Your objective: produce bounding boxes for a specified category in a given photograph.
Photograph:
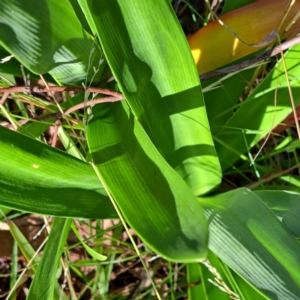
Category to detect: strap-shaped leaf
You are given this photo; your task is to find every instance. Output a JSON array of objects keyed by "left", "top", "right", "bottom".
[
  {"left": 0, "top": 0, "right": 105, "bottom": 85},
  {"left": 0, "top": 126, "right": 116, "bottom": 219},
  {"left": 27, "top": 218, "right": 72, "bottom": 300},
  {"left": 78, "top": 0, "right": 221, "bottom": 195},
  {"left": 87, "top": 102, "right": 208, "bottom": 262},
  {"left": 199, "top": 188, "right": 300, "bottom": 299}
]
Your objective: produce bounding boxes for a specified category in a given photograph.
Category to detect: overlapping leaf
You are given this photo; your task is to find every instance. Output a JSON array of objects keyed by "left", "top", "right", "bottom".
[
  {"left": 214, "top": 44, "right": 300, "bottom": 170},
  {"left": 0, "top": 0, "right": 105, "bottom": 85},
  {"left": 199, "top": 188, "right": 300, "bottom": 299},
  {"left": 0, "top": 126, "right": 116, "bottom": 219},
  {"left": 87, "top": 101, "right": 208, "bottom": 262},
  {"left": 79, "top": 0, "right": 221, "bottom": 195},
  {"left": 255, "top": 190, "right": 300, "bottom": 238}
]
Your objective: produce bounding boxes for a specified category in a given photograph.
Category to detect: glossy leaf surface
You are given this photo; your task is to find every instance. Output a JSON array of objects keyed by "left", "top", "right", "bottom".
[
  {"left": 0, "top": 0, "right": 105, "bottom": 85},
  {"left": 0, "top": 126, "right": 116, "bottom": 219},
  {"left": 199, "top": 188, "right": 300, "bottom": 299},
  {"left": 87, "top": 101, "right": 208, "bottom": 262},
  {"left": 79, "top": 0, "right": 221, "bottom": 195}
]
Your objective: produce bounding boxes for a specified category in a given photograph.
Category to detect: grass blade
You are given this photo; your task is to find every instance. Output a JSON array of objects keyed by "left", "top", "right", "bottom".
[{"left": 27, "top": 218, "right": 72, "bottom": 300}]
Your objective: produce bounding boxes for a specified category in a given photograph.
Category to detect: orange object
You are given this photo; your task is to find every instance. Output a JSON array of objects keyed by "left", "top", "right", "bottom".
[{"left": 188, "top": 0, "right": 300, "bottom": 75}]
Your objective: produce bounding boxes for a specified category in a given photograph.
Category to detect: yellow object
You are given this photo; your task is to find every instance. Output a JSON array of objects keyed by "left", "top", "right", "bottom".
[{"left": 188, "top": 0, "right": 300, "bottom": 75}]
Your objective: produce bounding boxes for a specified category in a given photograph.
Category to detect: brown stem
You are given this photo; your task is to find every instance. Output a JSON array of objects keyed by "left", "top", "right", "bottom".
[
  {"left": 36, "top": 96, "right": 125, "bottom": 121},
  {"left": 63, "top": 96, "right": 125, "bottom": 116},
  {"left": 0, "top": 92, "right": 9, "bottom": 105},
  {"left": 0, "top": 85, "right": 123, "bottom": 98}
]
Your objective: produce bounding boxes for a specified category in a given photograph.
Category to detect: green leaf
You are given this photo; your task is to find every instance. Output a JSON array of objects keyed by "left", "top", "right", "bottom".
[
  {"left": 8, "top": 219, "right": 68, "bottom": 300},
  {"left": 0, "top": 0, "right": 105, "bottom": 85},
  {"left": 199, "top": 188, "right": 300, "bottom": 299},
  {"left": 0, "top": 126, "right": 116, "bottom": 219},
  {"left": 27, "top": 218, "right": 72, "bottom": 300},
  {"left": 254, "top": 190, "right": 300, "bottom": 238},
  {"left": 87, "top": 101, "right": 208, "bottom": 262},
  {"left": 187, "top": 263, "right": 207, "bottom": 300},
  {"left": 79, "top": 0, "right": 221, "bottom": 195}
]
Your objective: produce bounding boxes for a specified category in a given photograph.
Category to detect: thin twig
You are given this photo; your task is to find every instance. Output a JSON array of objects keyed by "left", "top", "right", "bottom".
[
  {"left": 0, "top": 85, "right": 123, "bottom": 98},
  {"left": 63, "top": 96, "right": 124, "bottom": 116},
  {"left": 35, "top": 96, "right": 125, "bottom": 121},
  {"left": 0, "top": 92, "right": 9, "bottom": 105},
  {"left": 200, "top": 35, "right": 300, "bottom": 81}
]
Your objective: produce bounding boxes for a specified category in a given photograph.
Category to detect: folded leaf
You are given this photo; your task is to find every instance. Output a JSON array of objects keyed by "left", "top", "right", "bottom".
[{"left": 199, "top": 188, "right": 300, "bottom": 299}]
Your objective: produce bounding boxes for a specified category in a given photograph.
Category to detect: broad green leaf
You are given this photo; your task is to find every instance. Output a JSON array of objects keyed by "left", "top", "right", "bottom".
[
  {"left": 0, "top": 0, "right": 105, "bottom": 85},
  {"left": 79, "top": 0, "right": 221, "bottom": 195},
  {"left": 0, "top": 126, "right": 116, "bottom": 219},
  {"left": 215, "top": 44, "right": 300, "bottom": 170},
  {"left": 198, "top": 188, "right": 300, "bottom": 299},
  {"left": 254, "top": 190, "right": 300, "bottom": 238},
  {"left": 27, "top": 217, "right": 72, "bottom": 300},
  {"left": 87, "top": 101, "right": 208, "bottom": 262},
  {"left": 0, "top": 47, "right": 34, "bottom": 79}
]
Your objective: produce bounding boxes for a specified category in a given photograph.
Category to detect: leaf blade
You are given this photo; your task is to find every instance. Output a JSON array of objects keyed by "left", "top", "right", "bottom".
[
  {"left": 87, "top": 101, "right": 208, "bottom": 262},
  {"left": 79, "top": 0, "right": 221, "bottom": 195},
  {"left": 199, "top": 188, "right": 300, "bottom": 299},
  {"left": 0, "top": 126, "right": 116, "bottom": 219}
]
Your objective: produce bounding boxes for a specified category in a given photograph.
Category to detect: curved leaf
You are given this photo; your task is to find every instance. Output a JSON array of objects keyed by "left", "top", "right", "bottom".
[
  {"left": 199, "top": 188, "right": 300, "bottom": 299},
  {"left": 87, "top": 101, "right": 208, "bottom": 262},
  {"left": 0, "top": 126, "right": 116, "bottom": 219},
  {"left": 79, "top": 0, "right": 221, "bottom": 195},
  {"left": 255, "top": 190, "right": 300, "bottom": 238},
  {"left": 0, "top": 0, "right": 105, "bottom": 85}
]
